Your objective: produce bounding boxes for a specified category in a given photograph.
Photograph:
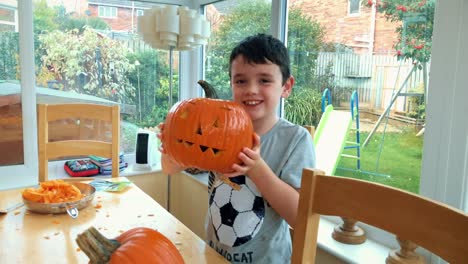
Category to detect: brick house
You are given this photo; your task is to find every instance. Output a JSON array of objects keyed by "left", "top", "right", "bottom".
[
  {"left": 87, "top": 0, "right": 153, "bottom": 33},
  {"left": 290, "top": 0, "right": 399, "bottom": 54},
  {"left": 83, "top": 1, "right": 398, "bottom": 55}
]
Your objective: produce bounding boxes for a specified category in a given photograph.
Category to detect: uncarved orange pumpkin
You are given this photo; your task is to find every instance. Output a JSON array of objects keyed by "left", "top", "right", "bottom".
[
  {"left": 76, "top": 226, "right": 184, "bottom": 264},
  {"left": 111, "top": 227, "right": 184, "bottom": 263},
  {"left": 162, "top": 85, "right": 254, "bottom": 173}
]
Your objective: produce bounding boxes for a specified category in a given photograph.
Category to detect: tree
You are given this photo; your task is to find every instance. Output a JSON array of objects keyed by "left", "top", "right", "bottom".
[
  {"left": 33, "top": 0, "right": 109, "bottom": 71},
  {"left": 206, "top": 0, "right": 325, "bottom": 99},
  {"left": 365, "top": 0, "right": 435, "bottom": 66},
  {"left": 0, "top": 32, "right": 19, "bottom": 80},
  {"left": 126, "top": 50, "right": 172, "bottom": 127},
  {"left": 205, "top": 0, "right": 326, "bottom": 126},
  {"left": 53, "top": 5, "right": 109, "bottom": 33},
  {"left": 37, "top": 28, "right": 135, "bottom": 103},
  {"left": 205, "top": 0, "right": 271, "bottom": 99},
  {"left": 33, "top": 0, "right": 59, "bottom": 34}
]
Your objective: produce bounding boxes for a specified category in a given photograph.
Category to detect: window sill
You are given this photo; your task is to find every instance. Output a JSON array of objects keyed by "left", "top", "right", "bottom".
[
  {"left": 317, "top": 218, "right": 390, "bottom": 263},
  {"left": 47, "top": 154, "right": 162, "bottom": 181}
]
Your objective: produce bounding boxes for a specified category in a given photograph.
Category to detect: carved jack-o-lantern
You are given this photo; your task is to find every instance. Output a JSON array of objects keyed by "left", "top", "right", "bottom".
[{"left": 162, "top": 97, "right": 254, "bottom": 173}]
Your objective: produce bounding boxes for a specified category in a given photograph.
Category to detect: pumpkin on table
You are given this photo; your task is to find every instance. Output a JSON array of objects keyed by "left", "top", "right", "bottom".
[
  {"left": 76, "top": 226, "right": 184, "bottom": 264},
  {"left": 162, "top": 80, "right": 254, "bottom": 174}
]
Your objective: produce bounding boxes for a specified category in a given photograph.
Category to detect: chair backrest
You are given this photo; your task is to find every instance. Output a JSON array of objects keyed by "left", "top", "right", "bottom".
[
  {"left": 291, "top": 168, "right": 468, "bottom": 263},
  {"left": 38, "top": 103, "right": 120, "bottom": 181}
]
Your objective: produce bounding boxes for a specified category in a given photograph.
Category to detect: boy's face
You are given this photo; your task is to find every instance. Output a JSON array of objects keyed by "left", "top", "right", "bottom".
[{"left": 230, "top": 55, "right": 293, "bottom": 126}]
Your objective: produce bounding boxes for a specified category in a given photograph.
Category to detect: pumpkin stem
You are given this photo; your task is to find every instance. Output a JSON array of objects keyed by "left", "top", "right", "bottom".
[
  {"left": 197, "top": 80, "right": 219, "bottom": 99},
  {"left": 76, "top": 227, "right": 121, "bottom": 264}
]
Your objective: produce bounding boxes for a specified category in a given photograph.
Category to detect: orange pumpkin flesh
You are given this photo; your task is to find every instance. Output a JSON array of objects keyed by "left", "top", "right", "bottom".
[
  {"left": 163, "top": 98, "right": 254, "bottom": 173},
  {"left": 76, "top": 227, "right": 184, "bottom": 264}
]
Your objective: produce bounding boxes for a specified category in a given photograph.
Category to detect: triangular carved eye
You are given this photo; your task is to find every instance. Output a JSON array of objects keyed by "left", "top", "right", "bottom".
[
  {"left": 196, "top": 124, "right": 202, "bottom": 135},
  {"left": 212, "top": 118, "right": 219, "bottom": 128},
  {"left": 212, "top": 148, "right": 220, "bottom": 155},
  {"left": 200, "top": 145, "right": 209, "bottom": 152}
]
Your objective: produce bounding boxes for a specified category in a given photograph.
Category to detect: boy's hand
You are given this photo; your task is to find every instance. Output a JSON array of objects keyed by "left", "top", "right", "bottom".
[
  {"left": 161, "top": 153, "right": 185, "bottom": 175},
  {"left": 222, "top": 133, "right": 261, "bottom": 178}
]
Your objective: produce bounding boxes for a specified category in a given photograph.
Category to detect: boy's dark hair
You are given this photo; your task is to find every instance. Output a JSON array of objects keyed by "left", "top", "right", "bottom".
[{"left": 229, "top": 34, "right": 291, "bottom": 85}]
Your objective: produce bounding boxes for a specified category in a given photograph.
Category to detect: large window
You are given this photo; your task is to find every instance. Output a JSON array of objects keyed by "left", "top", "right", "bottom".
[
  {"left": 0, "top": 0, "right": 179, "bottom": 189},
  {"left": 286, "top": 0, "right": 432, "bottom": 195},
  {"left": 0, "top": 0, "right": 37, "bottom": 189},
  {"left": 283, "top": 0, "right": 468, "bottom": 258},
  {"left": 2, "top": 1, "right": 468, "bottom": 261},
  {"left": 0, "top": 2, "right": 21, "bottom": 166}
]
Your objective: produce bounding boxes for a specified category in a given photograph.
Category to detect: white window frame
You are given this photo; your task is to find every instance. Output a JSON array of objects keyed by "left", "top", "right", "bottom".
[
  {"left": 98, "top": 6, "right": 117, "bottom": 18},
  {"left": 136, "top": 9, "right": 144, "bottom": 16},
  {"left": 0, "top": 0, "right": 38, "bottom": 190}
]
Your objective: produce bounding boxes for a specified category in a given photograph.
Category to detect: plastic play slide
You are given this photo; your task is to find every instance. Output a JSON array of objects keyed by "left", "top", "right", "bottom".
[{"left": 313, "top": 104, "right": 353, "bottom": 175}]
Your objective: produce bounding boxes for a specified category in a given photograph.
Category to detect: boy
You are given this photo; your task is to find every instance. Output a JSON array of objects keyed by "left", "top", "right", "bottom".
[{"left": 160, "top": 34, "right": 316, "bottom": 263}]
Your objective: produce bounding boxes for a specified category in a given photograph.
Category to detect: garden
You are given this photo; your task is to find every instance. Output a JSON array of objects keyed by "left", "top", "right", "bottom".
[{"left": 337, "top": 126, "right": 424, "bottom": 194}]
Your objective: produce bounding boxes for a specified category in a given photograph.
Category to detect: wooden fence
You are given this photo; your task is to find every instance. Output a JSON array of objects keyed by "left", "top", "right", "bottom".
[{"left": 316, "top": 52, "right": 428, "bottom": 114}]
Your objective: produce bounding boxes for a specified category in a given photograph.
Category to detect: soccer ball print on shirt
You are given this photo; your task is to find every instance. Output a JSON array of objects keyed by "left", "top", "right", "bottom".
[{"left": 209, "top": 175, "right": 265, "bottom": 247}]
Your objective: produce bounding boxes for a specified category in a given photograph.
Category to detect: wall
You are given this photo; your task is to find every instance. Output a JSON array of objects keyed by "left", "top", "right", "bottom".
[
  {"left": 289, "top": 0, "right": 398, "bottom": 54},
  {"left": 130, "top": 171, "right": 168, "bottom": 209},
  {"left": 169, "top": 172, "right": 209, "bottom": 239},
  {"left": 88, "top": 4, "right": 138, "bottom": 32}
]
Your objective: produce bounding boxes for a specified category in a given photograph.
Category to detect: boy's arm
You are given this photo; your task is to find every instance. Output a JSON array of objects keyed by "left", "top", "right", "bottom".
[
  {"left": 247, "top": 159, "right": 300, "bottom": 227},
  {"left": 223, "top": 134, "right": 301, "bottom": 227}
]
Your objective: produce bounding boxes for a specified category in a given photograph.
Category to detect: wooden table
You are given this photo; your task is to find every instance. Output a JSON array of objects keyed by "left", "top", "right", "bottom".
[{"left": 0, "top": 178, "right": 227, "bottom": 263}]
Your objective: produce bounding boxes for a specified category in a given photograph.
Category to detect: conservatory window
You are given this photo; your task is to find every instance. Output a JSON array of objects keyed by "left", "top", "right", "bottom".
[{"left": 0, "top": 0, "right": 181, "bottom": 188}]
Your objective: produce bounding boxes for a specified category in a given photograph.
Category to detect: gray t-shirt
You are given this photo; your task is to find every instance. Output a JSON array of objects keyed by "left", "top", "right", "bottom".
[{"left": 206, "top": 118, "right": 316, "bottom": 263}]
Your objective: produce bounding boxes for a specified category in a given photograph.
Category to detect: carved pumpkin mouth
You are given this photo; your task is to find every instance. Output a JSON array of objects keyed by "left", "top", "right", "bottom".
[{"left": 176, "top": 138, "right": 223, "bottom": 156}]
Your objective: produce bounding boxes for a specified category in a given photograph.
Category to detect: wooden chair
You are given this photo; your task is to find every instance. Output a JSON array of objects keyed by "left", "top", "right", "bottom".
[
  {"left": 38, "top": 103, "right": 120, "bottom": 182},
  {"left": 291, "top": 168, "right": 468, "bottom": 263}
]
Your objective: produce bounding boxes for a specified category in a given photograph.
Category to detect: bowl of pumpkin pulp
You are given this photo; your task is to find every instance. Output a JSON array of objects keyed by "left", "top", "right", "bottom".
[{"left": 22, "top": 180, "right": 95, "bottom": 218}]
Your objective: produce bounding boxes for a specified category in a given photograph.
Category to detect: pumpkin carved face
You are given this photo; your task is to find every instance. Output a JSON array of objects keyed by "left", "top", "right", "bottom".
[{"left": 162, "top": 98, "right": 254, "bottom": 173}]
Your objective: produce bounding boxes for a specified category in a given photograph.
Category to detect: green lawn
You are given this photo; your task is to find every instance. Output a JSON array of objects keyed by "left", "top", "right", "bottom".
[{"left": 335, "top": 129, "right": 424, "bottom": 194}]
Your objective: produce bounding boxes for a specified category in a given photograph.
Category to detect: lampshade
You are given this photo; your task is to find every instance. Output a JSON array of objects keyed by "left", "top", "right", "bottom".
[{"left": 138, "top": 5, "right": 211, "bottom": 51}]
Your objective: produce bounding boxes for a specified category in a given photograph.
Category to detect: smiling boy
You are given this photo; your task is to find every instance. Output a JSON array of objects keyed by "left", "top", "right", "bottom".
[{"left": 205, "top": 34, "right": 316, "bottom": 263}]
